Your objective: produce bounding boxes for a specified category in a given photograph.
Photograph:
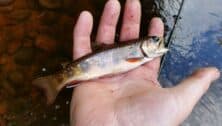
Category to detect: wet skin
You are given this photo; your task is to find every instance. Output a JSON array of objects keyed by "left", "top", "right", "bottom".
[{"left": 70, "top": 0, "right": 220, "bottom": 126}]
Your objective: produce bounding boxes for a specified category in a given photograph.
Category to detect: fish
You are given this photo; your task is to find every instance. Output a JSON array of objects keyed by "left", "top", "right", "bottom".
[{"left": 32, "top": 36, "right": 168, "bottom": 104}]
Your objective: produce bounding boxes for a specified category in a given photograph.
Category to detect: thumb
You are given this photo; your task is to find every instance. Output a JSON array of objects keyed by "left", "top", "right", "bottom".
[{"left": 169, "top": 67, "right": 220, "bottom": 122}]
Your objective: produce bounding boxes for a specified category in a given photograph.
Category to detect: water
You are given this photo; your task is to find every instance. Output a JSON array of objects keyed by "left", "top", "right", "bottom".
[{"left": 159, "top": 0, "right": 222, "bottom": 125}]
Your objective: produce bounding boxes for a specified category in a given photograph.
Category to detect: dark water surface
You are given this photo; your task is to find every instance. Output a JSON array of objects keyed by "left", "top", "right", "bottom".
[
  {"left": 0, "top": 0, "right": 155, "bottom": 125},
  {"left": 159, "top": 0, "right": 222, "bottom": 125}
]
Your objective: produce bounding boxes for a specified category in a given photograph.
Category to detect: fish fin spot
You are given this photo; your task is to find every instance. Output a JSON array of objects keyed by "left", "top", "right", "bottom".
[{"left": 126, "top": 58, "right": 143, "bottom": 63}]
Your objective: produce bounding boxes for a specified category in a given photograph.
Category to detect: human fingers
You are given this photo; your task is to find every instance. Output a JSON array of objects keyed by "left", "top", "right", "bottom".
[
  {"left": 119, "top": 0, "right": 141, "bottom": 41},
  {"left": 169, "top": 67, "right": 220, "bottom": 123},
  {"left": 96, "top": 0, "right": 120, "bottom": 44},
  {"left": 73, "top": 11, "right": 93, "bottom": 60},
  {"left": 144, "top": 17, "right": 164, "bottom": 76}
]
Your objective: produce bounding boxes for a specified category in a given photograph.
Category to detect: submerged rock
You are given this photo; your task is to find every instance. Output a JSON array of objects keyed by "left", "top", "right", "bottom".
[
  {"left": 0, "top": 118, "right": 6, "bottom": 126},
  {"left": 8, "top": 71, "right": 24, "bottom": 84},
  {"left": 1, "top": 79, "right": 16, "bottom": 96},
  {"left": 35, "top": 35, "right": 57, "bottom": 53},
  {"left": 7, "top": 40, "right": 22, "bottom": 54},
  {"left": 14, "top": 47, "right": 35, "bottom": 65},
  {"left": 0, "top": 102, "right": 7, "bottom": 115},
  {"left": 39, "top": 11, "right": 60, "bottom": 25},
  {"left": 0, "top": 4, "right": 13, "bottom": 12},
  {"left": 0, "top": 36, "right": 7, "bottom": 54},
  {"left": 0, "top": 0, "right": 14, "bottom": 6},
  {"left": 39, "top": 0, "right": 62, "bottom": 9},
  {"left": 8, "top": 9, "right": 31, "bottom": 21},
  {"left": 0, "top": 54, "right": 9, "bottom": 65}
]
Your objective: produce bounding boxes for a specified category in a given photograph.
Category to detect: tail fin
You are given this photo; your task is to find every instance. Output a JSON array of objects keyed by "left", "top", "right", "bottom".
[{"left": 32, "top": 75, "right": 63, "bottom": 105}]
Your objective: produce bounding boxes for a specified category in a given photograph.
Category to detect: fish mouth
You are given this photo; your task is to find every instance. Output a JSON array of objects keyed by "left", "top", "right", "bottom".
[{"left": 141, "top": 36, "right": 168, "bottom": 57}]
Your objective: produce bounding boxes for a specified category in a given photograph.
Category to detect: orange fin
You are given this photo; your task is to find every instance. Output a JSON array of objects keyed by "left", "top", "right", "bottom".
[{"left": 126, "top": 57, "right": 144, "bottom": 63}]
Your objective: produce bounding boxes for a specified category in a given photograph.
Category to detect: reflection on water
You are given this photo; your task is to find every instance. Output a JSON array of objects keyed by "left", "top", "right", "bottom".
[
  {"left": 159, "top": 0, "right": 222, "bottom": 125},
  {"left": 0, "top": 0, "right": 155, "bottom": 125}
]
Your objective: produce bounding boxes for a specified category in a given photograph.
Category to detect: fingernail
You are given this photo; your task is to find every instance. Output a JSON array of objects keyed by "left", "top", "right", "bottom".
[
  {"left": 79, "top": 11, "right": 91, "bottom": 19},
  {"left": 125, "top": 0, "right": 141, "bottom": 10},
  {"left": 76, "top": 11, "right": 93, "bottom": 31},
  {"left": 105, "top": 0, "right": 121, "bottom": 15}
]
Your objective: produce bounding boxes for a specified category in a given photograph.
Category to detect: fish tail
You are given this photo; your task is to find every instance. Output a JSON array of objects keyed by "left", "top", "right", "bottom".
[{"left": 32, "top": 75, "right": 63, "bottom": 105}]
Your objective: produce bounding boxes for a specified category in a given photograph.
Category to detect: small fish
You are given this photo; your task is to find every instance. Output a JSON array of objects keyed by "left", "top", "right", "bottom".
[{"left": 32, "top": 36, "right": 168, "bottom": 104}]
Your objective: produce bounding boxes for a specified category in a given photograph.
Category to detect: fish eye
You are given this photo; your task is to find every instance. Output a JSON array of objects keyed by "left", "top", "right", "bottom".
[{"left": 151, "top": 36, "right": 160, "bottom": 42}]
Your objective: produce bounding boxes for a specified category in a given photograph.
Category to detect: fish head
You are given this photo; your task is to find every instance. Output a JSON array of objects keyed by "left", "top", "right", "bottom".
[{"left": 141, "top": 36, "right": 168, "bottom": 58}]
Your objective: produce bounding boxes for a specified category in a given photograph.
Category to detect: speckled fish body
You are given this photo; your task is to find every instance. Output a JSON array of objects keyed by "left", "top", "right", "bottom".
[
  {"left": 32, "top": 36, "right": 168, "bottom": 104},
  {"left": 65, "top": 41, "right": 153, "bottom": 84}
]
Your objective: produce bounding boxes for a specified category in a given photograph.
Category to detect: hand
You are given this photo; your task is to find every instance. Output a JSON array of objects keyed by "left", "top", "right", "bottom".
[{"left": 70, "top": 0, "right": 220, "bottom": 125}]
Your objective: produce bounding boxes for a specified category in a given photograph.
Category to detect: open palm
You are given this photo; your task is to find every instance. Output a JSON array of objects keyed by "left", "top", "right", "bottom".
[{"left": 70, "top": 0, "right": 219, "bottom": 126}]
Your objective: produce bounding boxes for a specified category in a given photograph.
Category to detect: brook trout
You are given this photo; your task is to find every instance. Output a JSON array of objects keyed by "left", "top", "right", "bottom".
[{"left": 32, "top": 36, "right": 168, "bottom": 104}]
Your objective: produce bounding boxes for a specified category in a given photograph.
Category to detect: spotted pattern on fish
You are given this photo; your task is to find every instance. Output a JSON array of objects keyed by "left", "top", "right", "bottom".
[
  {"left": 32, "top": 36, "right": 168, "bottom": 104},
  {"left": 79, "top": 61, "right": 90, "bottom": 72}
]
